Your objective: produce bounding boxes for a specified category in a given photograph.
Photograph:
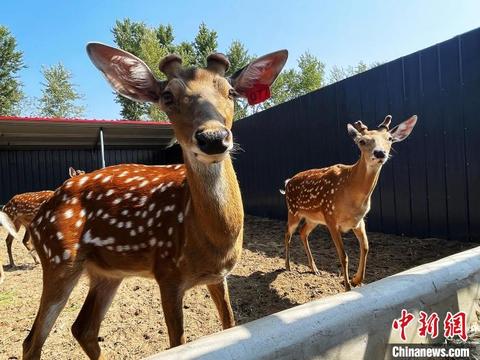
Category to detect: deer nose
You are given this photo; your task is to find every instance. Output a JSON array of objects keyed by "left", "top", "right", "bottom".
[
  {"left": 373, "top": 150, "right": 387, "bottom": 159},
  {"left": 194, "top": 129, "right": 230, "bottom": 155}
]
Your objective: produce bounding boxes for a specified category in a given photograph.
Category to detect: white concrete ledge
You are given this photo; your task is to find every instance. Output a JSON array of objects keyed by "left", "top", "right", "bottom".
[{"left": 146, "top": 246, "right": 480, "bottom": 360}]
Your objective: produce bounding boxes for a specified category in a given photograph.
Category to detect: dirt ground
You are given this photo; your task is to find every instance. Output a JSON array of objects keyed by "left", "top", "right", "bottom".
[{"left": 0, "top": 215, "right": 478, "bottom": 359}]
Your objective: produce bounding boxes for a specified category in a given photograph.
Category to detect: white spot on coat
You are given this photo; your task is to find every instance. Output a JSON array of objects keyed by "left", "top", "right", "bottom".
[{"left": 63, "top": 249, "right": 71, "bottom": 260}]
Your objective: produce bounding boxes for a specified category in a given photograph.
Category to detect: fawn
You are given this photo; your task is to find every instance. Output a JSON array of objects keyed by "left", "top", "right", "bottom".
[
  {"left": 22, "top": 43, "right": 287, "bottom": 359},
  {"left": 0, "top": 167, "right": 85, "bottom": 269},
  {"left": 281, "top": 115, "right": 417, "bottom": 291}
]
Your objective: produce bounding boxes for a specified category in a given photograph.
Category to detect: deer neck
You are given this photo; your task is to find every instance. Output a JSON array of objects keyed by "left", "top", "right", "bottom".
[
  {"left": 349, "top": 153, "right": 382, "bottom": 205},
  {"left": 183, "top": 151, "right": 244, "bottom": 247}
]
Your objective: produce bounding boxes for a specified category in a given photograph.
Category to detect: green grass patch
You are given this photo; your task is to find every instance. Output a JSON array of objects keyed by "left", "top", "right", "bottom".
[{"left": 0, "top": 290, "right": 17, "bottom": 306}]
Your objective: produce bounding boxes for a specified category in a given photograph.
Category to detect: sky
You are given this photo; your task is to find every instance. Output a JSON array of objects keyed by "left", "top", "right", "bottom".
[{"left": 1, "top": 0, "right": 479, "bottom": 119}]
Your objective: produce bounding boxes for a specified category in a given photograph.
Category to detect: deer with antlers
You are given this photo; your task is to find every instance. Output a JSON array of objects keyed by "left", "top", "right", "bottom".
[
  {"left": 0, "top": 168, "right": 85, "bottom": 271},
  {"left": 22, "top": 44, "right": 287, "bottom": 359},
  {"left": 281, "top": 115, "right": 417, "bottom": 291}
]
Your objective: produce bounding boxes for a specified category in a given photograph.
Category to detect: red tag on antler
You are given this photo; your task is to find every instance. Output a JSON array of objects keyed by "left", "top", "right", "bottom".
[{"left": 246, "top": 84, "right": 271, "bottom": 105}]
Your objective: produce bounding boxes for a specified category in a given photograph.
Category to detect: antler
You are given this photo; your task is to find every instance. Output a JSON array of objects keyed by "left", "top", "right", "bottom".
[
  {"left": 378, "top": 115, "right": 392, "bottom": 130},
  {"left": 353, "top": 120, "right": 368, "bottom": 134},
  {"left": 159, "top": 54, "right": 183, "bottom": 79},
  {"left": 206, "top": 53, "right": 230, "bottom": 76}
]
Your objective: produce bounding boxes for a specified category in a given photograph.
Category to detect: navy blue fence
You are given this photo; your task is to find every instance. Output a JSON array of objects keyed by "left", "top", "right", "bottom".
[
  {"left": 0, "top": 146, "right": 181, "bottom": 205},
  {"left": 233, "top": 27, "right": 480, "bottom": 241}
]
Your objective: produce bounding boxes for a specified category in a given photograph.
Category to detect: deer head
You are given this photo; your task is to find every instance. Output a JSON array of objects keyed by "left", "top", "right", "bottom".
[
  {"left": 87, "top": 43, "right": 288, "bottom": 164},
  {"left": 347, "top": 115, "right": 417, "bottom": 166}
]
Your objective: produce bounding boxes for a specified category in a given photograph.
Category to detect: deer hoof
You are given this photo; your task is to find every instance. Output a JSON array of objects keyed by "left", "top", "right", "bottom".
[{"left": 351, "top": 276, "right": 363, "bottom": 287}]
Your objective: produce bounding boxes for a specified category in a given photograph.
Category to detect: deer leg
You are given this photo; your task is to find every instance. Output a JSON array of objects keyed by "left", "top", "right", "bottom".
[
  {"left": 326, "top": 223, "right": 351, "bottom": 291},
  {"left": 207, "top": 278, "right": 235, "bottom": 329},
  {"left": 351, "top": 219, "right": 369, "bottom": 286},
  {"left": 71, "top": 276, "right": 122, "bottom": 360},
  {"left": 23, "top": 267, "right": 82, "bottom": 359},
  {"left": 0, "top": 256, "right": 4, "bottom": 284},
  {"left": 23, "top": 228, "right": 40, "bottom": 265},
  {"left": 159, "top": 282, "right": 186, "bottom": 348},
  {"left": 6, "top": 233, "right": 15, "bottom": 267},
  {"left": 299, "top": 220, "right": 319, "bottom": 275},
  {"left": 284, "top": 212, "right": 301, "bottom": 271}
]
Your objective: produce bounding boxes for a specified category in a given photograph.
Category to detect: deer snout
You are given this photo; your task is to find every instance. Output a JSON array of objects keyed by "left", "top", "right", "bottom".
[
  {"left": 373, "top": 150, "right": 387, "bottom": 159},
  {"left": 194, "top": 128, "right": 231, "bottom": 155}
]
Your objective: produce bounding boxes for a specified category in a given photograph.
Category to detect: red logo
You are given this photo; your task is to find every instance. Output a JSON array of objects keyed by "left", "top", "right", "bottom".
[
  {"left": 444, "top": 311, "right": 467, "bottom": 341},
  {"left": 392, "top": 310, "right": 467, "bottom": 342},
  {"left": 418, "top": 311, "right": 439, "bottom": 339},
  {"left": 392, "top": 309, "right": 415, "bottom": 341}
]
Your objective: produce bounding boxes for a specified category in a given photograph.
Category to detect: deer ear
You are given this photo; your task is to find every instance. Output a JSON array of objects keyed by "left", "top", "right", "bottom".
[
  {"left": 68, "top": 167, "right": 75, "bottom": 178},
  {"left": 390, "top": 115, "right": 418, "bottom": 143},
  {"left": 347, "top": 123, "right": 361, "bottom": 139},
  {"left": 229, "top": 49, "right": 288, "bottom": 105},
  {"left": 86, "top": 42, "right": 165, "bottom": 103}
]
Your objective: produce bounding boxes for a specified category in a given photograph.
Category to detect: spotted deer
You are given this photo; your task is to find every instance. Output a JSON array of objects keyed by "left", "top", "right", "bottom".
[
  {"left": 0, "top": 167, "right": 85, "bottom": 268},
  {"left": 281, "top": 115, "right": 417, "bottom": 291},
  {"left": 22, "top": 43, "right": 287, "bottom": 359}
]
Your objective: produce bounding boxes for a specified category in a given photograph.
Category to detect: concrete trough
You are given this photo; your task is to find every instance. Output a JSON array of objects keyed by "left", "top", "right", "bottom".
[{"left": 147, "top": 246, "right": 480, "bottom": 360}]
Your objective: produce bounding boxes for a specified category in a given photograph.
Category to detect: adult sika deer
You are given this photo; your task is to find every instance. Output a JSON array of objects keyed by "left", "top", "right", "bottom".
[
  {"left": 23, "top": 44, "right": 287, "bottom": 359},
  {"left": 281, "top": 115, "right": 417, "bottom": 291}
]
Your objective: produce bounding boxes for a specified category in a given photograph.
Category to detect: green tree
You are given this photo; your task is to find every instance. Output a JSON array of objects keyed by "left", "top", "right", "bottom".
[
  {"left": 266, "top": 51, "right": 325, "bottom": 108},
  {"left": 110, "top": 20, "right": 378, "bottom": 121},
  {"left": 0, "top": 25, "right": 25, "bottom": 116},
  {"left": 16, "top": 96, "right": 38, "bottom": 117},
  {"left": 226, "top": 40, "right": 253, "bottom": 120},
  {"left": 38, "top": 63, "right": 85, "bottom": 118},
  {"left": 156, "top": 24, "right": 175, "bottom": 52},
  {"left": 327, "top": 61, "right": 382, "bottom": 84},
  {"left": 112, "top": 19, "right": 149, "bottom": 120},
  {"left": 176, "top": 41, "right": 196, "bottom": 67},
  {"left": 193, "top": 22, "right": 218, "bottom": 66},
  {"left": 111, "top": 20, "right": 220, "bottom": 120},
  {"left": 296, "top": 52, "right": 325, "bottom": 94},
  {"left": 139, "top": 28, "right": 169, "bottom": 121}
]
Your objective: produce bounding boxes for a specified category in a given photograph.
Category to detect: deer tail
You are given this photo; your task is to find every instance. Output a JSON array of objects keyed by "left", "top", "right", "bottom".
[
  {"left": 0, "top": 211, "right": 17, "bottom": 238},
  {"left": 279, "top": 178, "right": 291, "bottom": 195}
]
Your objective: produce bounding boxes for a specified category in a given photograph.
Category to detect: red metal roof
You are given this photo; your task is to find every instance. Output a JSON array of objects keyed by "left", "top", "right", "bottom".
[
  {"left": 0, "top": 116, "right": 174, "bottom": 149},
  {"left": 0, "top": 116, "right": 171, "bottom": 126}
]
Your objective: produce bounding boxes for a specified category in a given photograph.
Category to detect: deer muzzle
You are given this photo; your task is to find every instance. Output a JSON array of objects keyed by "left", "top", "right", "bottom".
[{"left": 193, "top": 127, "right": 232, "bottom": 156}]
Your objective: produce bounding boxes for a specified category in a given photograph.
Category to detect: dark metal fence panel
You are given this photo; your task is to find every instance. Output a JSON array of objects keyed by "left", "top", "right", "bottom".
[
  {"left": 233, "top": 27, "right": 480, "bottom": 241},
  {"left": 0, "top": 147, "right": 181, "bottom": 205}
]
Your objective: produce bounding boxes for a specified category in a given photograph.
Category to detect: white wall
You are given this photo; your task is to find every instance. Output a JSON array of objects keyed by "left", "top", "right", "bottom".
[{"left": 147, "top": 247, "right": 480, "bottom": 360}]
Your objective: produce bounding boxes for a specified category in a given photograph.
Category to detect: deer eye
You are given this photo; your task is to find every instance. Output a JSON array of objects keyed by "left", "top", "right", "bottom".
[
  {"left": 388, "top": 136, "right": 393, "bottom": 142},
  {"left": 161, "top": 91, "right": 174, "bottom": 105},
  {"left": 359, "top": 139, "right": 366, "bottom": 146},
  {"left": 228, "top": 88, "right": 239, "bottom": 99}
]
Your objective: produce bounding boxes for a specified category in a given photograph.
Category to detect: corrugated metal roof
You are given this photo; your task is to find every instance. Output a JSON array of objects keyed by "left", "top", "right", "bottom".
[{"left": 0, "top": 116, "right": 175, "bottom": 149}]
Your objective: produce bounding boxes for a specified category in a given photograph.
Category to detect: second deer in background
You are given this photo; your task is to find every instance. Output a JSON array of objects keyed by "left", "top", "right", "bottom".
[
  {"left": 0, "top": 167, "right": 85, "bottom": 269},
  {"left": 281, "top": 115, "right": 417, "bottom": 291}
]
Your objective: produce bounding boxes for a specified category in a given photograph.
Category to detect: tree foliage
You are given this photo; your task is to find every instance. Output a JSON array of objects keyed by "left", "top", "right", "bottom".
[
  {"left": 226, "top": 40, "right": 253, "bottom": 120},
  {"left": 111, "top": 19, "right": 149, "bottom": 120},
  {"left": 327, "top": 61, "right": 382, "bottom": 84},
  {"left": 0, "top": 25, "right": 25, "bottom": 116},
  {"left": 193, "top": 22, "right": 218, "bottom": 67},
  {"left": 37, "top": 63, "right": 85, "bottom": 118},
  {"left": 267, "top": 51, "right": 325, "bottom": 108},
  {"left": 110, "top": 19, "right": 380, "bottom": 121}
]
